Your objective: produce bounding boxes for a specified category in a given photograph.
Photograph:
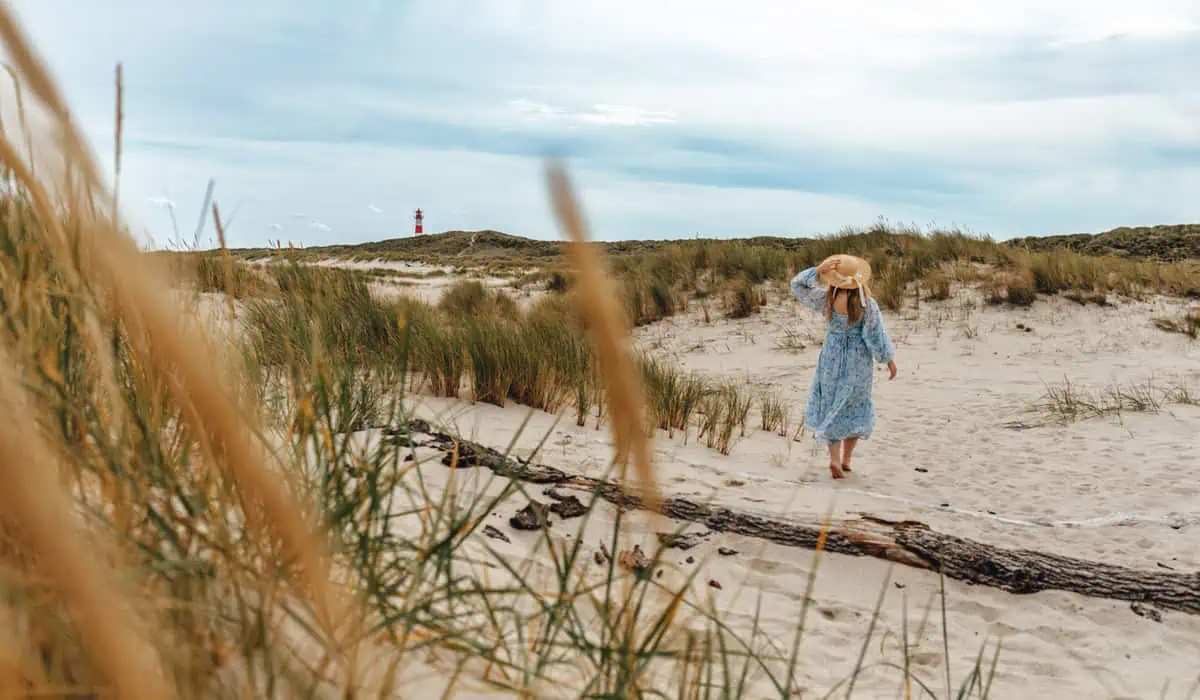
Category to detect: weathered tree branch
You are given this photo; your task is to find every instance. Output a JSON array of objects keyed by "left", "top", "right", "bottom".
[{"left": 395, "top": 420, "right": 1200, "bottom": 616}]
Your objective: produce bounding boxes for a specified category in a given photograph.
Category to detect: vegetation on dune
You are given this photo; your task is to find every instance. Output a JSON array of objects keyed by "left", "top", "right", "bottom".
[
  {"left": 581, "top": 226, "right": 1198, "bottom": 324},
  {"left": 1153, "top": 306, "right": 1200, "bottom": 339},
  {"left": 242, "top": 265, "right": 780, "bottom": 455},
  {"left": 1008, "top": 223, "right": 1200, "bottom": 262},
  {"left": 1025, "top": 377, "right": 1198, "bottom": 426},
  {"left": 233, "top": 229, "right": 562, "bottom": 262},
  {"left": 154, "top": 249, "right": 270, "bottom": 298},
  {"left": 222, "top": 220, "right": 1200, "bottom": 331},
  {"left": 228, "top": 219, "right": 1200, "bottom": 268}
]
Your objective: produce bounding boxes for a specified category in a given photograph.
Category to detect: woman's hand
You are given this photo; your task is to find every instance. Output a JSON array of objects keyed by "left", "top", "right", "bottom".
[{"left": 887, "top": 360, "right": 898, "bottom": 380}]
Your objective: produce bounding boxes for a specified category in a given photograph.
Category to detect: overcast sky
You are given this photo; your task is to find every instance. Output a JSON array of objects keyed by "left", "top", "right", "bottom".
[{"left": 8, "top": 0, "right": 1200, "bottom": 248}]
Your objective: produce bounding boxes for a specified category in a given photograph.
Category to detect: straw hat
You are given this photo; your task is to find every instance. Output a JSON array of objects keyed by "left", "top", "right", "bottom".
[{"left": 818, "top": 254, "right": 872, "bottom": 293}]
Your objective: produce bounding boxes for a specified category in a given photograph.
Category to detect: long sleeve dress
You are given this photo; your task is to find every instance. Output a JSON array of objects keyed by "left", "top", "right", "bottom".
[{"left": 790, "top": 267, "right": 896, "bottom": 445}]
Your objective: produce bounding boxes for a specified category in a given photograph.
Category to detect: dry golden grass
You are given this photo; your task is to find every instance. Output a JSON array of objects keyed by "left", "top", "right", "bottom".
[
  {"left": 432, "top": 227, "right": 1199, "bottom": 325},
  {"left": 0, "top": 7, "right": 364, "bottom": 694},
  {"left": 546, "top": 162, "right": 657, "bottom": 505}
]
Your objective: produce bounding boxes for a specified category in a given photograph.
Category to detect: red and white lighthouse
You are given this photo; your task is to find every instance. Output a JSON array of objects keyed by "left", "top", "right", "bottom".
[{"left": 414, "top": 208, "right": 424, "bottom": 236}]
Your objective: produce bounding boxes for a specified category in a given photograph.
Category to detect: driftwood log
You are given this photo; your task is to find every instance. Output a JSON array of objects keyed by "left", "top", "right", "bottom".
[{"left": 393, "top": 420, "right": 1200, "bottom": 616}]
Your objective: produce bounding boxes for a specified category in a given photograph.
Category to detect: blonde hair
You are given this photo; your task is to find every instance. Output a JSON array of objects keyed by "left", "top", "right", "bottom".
[{"left": 826, "top": 286, "right": 864, "bottom": 324}]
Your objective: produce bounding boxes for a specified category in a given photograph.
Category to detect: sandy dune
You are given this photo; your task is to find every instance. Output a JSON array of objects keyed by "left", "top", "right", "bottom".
[
  {"left": 311, "top": 257, "right": 541, "bottom": 305},
  {"left": 393, "top": 287, "right": 1200, "bottom": 699},
  {"left": 183, "top": 270, "right": 1200, "bottom": 698}
]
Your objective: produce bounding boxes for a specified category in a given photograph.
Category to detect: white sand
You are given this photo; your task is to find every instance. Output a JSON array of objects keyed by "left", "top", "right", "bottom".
[
  {"left": 308, "top": 257, "right": 545, "bottom": 306},
  {"left": 392, "top": 288, "right": 1200, "bottom": 699}
]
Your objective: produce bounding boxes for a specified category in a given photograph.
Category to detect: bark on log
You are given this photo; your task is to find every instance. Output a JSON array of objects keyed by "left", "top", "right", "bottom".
[{"left": 396, "top": 420, "right": 1200, "bottom": 616}]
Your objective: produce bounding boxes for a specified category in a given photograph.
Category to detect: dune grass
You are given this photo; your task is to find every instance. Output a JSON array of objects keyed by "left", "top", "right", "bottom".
[
  {"left": 638, "top": 356, "right": 767, "bottom": 454},
  {"left": 239, "top": 258, "right": 800, "bottom": 459},
  {"left": 145, "top": 251, "right": 272, "bottom": 298},
  {"left": 1153, "top": 307, "right": 1200, "bottom": 339},
  {"left": 235, "top": 218, "right": 1200, "bottom": 330},
  {"left": 1030, "top": 377, "right": 1199, "bottom": 425},
  {"left": 496, "top": 225, "right": 1200, "bottom": 326}
]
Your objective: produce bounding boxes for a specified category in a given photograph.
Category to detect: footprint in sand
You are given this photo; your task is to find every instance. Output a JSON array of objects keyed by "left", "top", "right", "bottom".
[
  {"left": 747, "top": 557, "right": 807, "bottom": 577},
  {"left": 908, "top": 651, "right": 943, "bottom": 667},
  {"left": 949, "top": 599, "right": 1002, "bottom": 623}
]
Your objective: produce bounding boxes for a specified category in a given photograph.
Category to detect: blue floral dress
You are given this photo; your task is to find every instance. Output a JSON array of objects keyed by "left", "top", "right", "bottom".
[{"left": 790, "top": 267, "right": 896, "bottom": 445}]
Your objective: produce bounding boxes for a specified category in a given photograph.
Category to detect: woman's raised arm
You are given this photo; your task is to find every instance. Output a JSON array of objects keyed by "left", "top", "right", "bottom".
[{"left": 790, "top": 266, "right": 828, "bottom": 313}]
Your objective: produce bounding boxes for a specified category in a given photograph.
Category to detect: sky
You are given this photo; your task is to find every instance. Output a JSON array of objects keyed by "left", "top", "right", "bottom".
[{"left": 7, "top": 0, "right": 1200, "bottom": 249}]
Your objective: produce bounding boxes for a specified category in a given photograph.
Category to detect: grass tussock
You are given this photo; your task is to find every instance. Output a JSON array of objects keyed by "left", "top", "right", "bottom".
[
  {"left": 759, "top": 390, "right": 790, "bottom": 435},
  {"left": 179, "top": 252, "right": 268, "bottom": 298},
  {"left": 922, "top": 271, "right": 953, "bottom": 302},
  {"left": 773, "top": 328, "right": 819, "bottom": 353},
  {"left": 438, "top": 278, "right": 520, "bottom": 319},
  {"left": 725, "top": 277, "right": 765, "bottom": 319},
  {"left": 1153, "top": 307, "right": 1200, "bottom": 339},
  {"left": 1031, "top": 377, "right": 1198, "bottom": 424},
  {"left": 985, "top": 270, "right": 1037, "bottom": 307},
  {"left": 638, "top": 357, "right": 773, "bottom": 453}
]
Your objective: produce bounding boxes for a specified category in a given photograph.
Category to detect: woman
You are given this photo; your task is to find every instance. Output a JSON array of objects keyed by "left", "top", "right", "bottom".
[{"left": 790, "top": 255, "right": 898, "bottom": 479}]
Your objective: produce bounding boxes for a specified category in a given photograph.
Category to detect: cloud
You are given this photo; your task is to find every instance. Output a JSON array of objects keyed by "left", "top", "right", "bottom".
[
  {"left": 896, "top": 29, "right": 1200, "bottom": 102},
  {"left": 10, "top": 0, "right": 1200, "bottom": 248},
  {"left": 508, "top": 99, "right": 676, "bottom": 127}
]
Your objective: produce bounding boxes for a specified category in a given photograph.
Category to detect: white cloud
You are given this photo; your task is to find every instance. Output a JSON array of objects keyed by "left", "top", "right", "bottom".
[
  {"left": 8, "top": 0, "right": 1200, "bottom": 246},
  {"left": 581, "top": 105, "right": 675, "bottom": 126},
  {"left": 507, "top": 99, "right": 564, "bottom": 122},
  {"left": 508, "top": 99, "right": 675, "bottom": 127}
]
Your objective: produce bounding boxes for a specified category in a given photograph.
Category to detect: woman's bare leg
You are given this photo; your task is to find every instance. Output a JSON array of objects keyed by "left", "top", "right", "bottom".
[
  {"left": 827, "top": 440, "right": 845, "bottom": 479},
  {"left": 841, "top": 437, "right": 859, "bottom": 471}
]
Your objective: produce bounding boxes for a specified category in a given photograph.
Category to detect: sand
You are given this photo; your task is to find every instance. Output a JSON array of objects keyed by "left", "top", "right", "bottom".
[
  {"left": 186, "top": 271, "right": 1200, "bottom": 698},
  {"left": 393, "top": 285, "right": 1200, "bottom": 699},
  {"left": 311, "top": 256, "right": 545, "bottom": 305}
]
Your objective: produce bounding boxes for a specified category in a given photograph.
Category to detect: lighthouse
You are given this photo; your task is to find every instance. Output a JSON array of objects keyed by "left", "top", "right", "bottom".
[{"left": 414, "top": 208, "right": 424, "bottom": 236}]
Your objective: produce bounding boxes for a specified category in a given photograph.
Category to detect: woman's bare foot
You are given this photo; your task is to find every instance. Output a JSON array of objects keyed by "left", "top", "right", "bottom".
[
  {"left": 841, "top": 438, "right": 859, "bottom": 472},
  {"left": 829, "top": 462, "right": 846, "bottom": 479}
]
